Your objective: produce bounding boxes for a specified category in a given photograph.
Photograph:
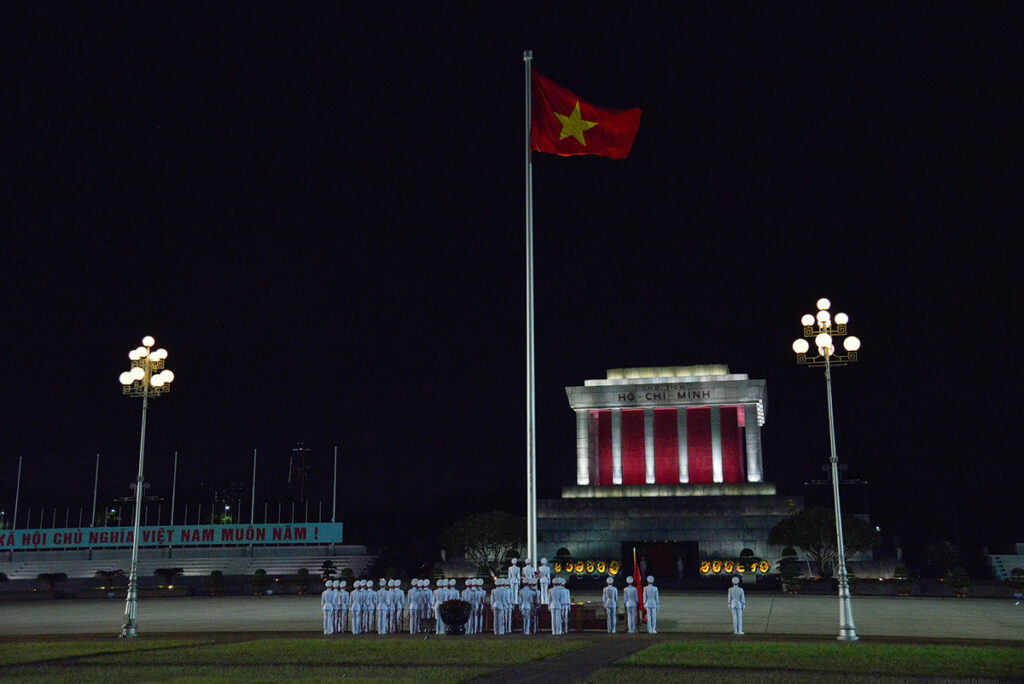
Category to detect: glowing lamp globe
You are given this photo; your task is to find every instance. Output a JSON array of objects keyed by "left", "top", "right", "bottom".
[
  {"left": 130, "top": 366, "right": 145, "bottom": 381},
  {"left": 150, "top": 375, "right": 165, "bottom": 388},
  {"left": 129, "top": 350, "right": 139, "bottom": 361},
  {"left": 816, "top": 298, "right": 831, "bottom": 311},
  {"left": 160, "top": 370, "right": 175, "bottom": 383},
  {"left": 816, "top": 310, "right": 831, "bottom": 324},
  {"left": 843, "top": 336, "right": 861, "bottom": 351},
  {"left": 792, "top": 339, "right": 810, "bottom": 354},
  {"left": 142, "top": 336, "right": 155, "bottom": 347},
  {"left": 119, "top": 371, "right": 133, "bottom": 385},
  {"left": 815, "top": 333, "right": 832, "bottom": 349},
  {"left": 834, "top": 312, "right": 849, "bottom": 325},
  {"left": 801, "top": 314, "right": 815, "bottom": 326}
]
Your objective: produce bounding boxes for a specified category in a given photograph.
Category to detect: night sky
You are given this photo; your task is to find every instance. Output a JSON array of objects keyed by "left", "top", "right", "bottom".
[{"left": 3, "top": 4, "right": 1021, "bottom": 562}]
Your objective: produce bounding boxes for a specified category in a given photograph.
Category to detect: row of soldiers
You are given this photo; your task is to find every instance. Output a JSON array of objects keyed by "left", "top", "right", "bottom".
[{"left": 320, "top": 575, "right": 575, "bottom": 635}]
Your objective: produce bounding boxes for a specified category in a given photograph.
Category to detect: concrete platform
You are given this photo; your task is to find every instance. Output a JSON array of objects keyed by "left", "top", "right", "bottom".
[{"left": 1, "top": 591, "right": 1021, "bottom": 641}]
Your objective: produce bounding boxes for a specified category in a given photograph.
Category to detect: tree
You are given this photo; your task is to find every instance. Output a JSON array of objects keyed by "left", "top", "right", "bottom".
[
  {"left": 320, "top": 560, "right": 336, "bottom": 583},
  {"left": 94, "top": 569, "right": 125, "bottom": 588},
  {"left": 252, "top": 568, "right": 270, "bottom": 595},
  {"left": 208, "top": 569, "right": 225, "bottom": 595},
  {"left": 768, "top": 507, "right": 875, "bottom": 578},
  {"left": 295, "top": 568, "right": 312, "bottom": 595},
  {"left": 440, "top": 511, "right": 525, "bottom": 579},
  {"left": 37, "top": 572, "right": 68, "bottom": 592},
  {"left": 154, "top": 568, "right": 184, "bottom": 587}
]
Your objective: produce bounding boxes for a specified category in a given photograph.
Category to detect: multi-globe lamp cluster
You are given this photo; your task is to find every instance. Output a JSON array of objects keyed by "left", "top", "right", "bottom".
[{"left": 118, "top": 335, "right": 174, "bottom": 638}]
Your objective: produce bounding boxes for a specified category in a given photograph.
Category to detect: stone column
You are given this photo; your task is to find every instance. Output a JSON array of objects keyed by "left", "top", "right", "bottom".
[
  {"left": 744, "top": 404, "right": 764, "bottom": 482},
  {"left": 710, "top": 406, "right": 723, "bottom": 483},
  {"left": 677, "top": 408, "right": 688, "bottom": 483},
  {"left": 611, "top": 409, "right": 623, "bottom": 485},
  {"left": 644, "top": 408, "right": 655, "bottom": 484},
  {"left": 576, "top": 409, "right": 590, "bottom": 485}
]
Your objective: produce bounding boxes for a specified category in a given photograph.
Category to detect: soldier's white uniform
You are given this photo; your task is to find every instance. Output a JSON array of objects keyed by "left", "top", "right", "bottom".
[
  {"left": 460, "top": 580, "right": 476, "bottom": 635},
  {"left": 491, "top": 578, "right": 505, "bottom": 635},
  {"left": 352, "top": 581, "right": 363, "bottom": 634},
  {"left": 321, "top": 580, "right": 335, "bottom": 634},
  {"left": 644, "top": 576, "right": 660, "bottom": 634},
  {"left": 520, "top": 580, "right": 537, "bottom": 634},
  {"left": 334, "top": 580, "right": 348, "bottom": 634},
  {"left": 602, "top": 576, "right": 618, "bottom": 633},
  {"left": 522, "top": 559, "right": 536, "bottom": 583},
  {"left": 538, "top": 558, "right": 551, "bottom": 605},
  {"left": 433, "top": 580, "right": 447, "bottom": 634},
  {"left": 728, "top": 576, "right": 746, "bottom": 635},
  {"left": 508, "top": 558, "right": 521, "bottom": 604},
  {"left": 363, "top": 580, "right": 377, "bottom": 634},
  {"left": 391, "top": 580, "right": 404, "bottom": 633},
  {"left": 560, "top": 578, "right": 571, "bottom": 632},
  {"left": 375, "top": 579, "right": 389, "bottom": 634},
  {"left": 549, "top": 578, "right": 566, "bottom": 635},
  {"left": 623, "top": 576, "right": 639, "bottom": 633},
  {"left": 472, "top": 579, "right": 486, "bottom": 634}
]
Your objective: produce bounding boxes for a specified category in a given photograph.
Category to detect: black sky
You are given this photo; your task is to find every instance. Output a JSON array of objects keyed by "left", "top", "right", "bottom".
[{"left": 3, "top": 3, "right": 1022, "bottom": 558}]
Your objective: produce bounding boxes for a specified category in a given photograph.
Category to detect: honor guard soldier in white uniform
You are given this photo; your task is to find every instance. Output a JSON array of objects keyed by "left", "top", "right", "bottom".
[
  {"left": 391, "top": 580, "right": 405, "bottom": 633},
  {"left": 560, "top": 577, "right": 572, "bottom": 632},
  {"left": 644, "top": 576, "right": 660, "bottom": 633},
  {"left": 490, "top": 578, "right": 505, "bottom": 635},
  {"left": 472, "top": 579, "right": 486, "bottom": 634},
  {"left": 364, "top": 580, "right": 377, "bottom": 634},
  {"left": 549, "top": 577, "right": 567, "bottom": 635},
  {"left": 508, "top": 558, "right": 521, "bottom": 603},
  {"left": 602, "top": 576, "right": 618, "bottom": 633},
  {"left": 421, "top": 580, "right": 434, "bottom": 632},
  {"left": 538, "top": 558, "right": 551, "bottom": 604},
  {"left": 460, "top": 579, "right": 475, "bottom": 634},
  {"left": 376, "top": 579, "right": 389, "bottom": 634},
  {"left": 349, "top": 581, "right": 362, "bottom": 634},
  {"left": 322, "top": 580, "right": 335, "bottom": 635},
  {"left": 623, "top": 576, "right": 639, "bottom": 633},
  {"left": 520, "top": 578, "right": 537, "bottom": 634},
  {"left": 407, "top": 580, "right": 419, "bottom": 633},
  {"left": 433, "top": 579, "right": 447, "bottom": 634},
  {"left": 334, "top": 580, "right": 349, "bottom": 634},
  {"left": 728, "top": 576, "right": 746, "bottom": 635}
]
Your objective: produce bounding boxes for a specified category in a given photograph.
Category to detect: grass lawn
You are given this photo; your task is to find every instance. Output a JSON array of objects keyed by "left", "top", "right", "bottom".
[
  {"left": 587, "top": 639, "right": 1024, "bottom": 681},
  {"left": 0, "top": 636, "right": 581, "bottom": 682}
]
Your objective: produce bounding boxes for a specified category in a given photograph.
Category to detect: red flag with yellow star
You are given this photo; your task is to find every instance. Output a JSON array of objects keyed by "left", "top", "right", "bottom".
[{"left": 531, "top": 70, "right": 642, "bottom": 159}]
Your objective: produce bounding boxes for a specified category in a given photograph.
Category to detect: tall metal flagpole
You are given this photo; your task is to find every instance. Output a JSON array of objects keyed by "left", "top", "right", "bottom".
[
  {"left": 524, "top": 49, "right": 538, "bottom": 566},
  {"left": 332, "top": 445, "right": 338, "bottom": 523}
]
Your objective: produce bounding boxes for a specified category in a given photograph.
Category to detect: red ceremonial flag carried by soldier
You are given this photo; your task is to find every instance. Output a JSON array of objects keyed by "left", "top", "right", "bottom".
[
  {"left": 531, "top": 70, "right": 642, "bottom": 160},
  {"left": 633, "top": 546, "right": 647, "bottom": 621}
]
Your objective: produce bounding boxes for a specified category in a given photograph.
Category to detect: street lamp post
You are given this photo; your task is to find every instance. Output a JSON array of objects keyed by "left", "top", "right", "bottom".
[
  {"left": 118, "top": 335, "right": 175, "bottom": 637},
  {"left": 792, "top": 298, "right": 861, "bottom": 642}
]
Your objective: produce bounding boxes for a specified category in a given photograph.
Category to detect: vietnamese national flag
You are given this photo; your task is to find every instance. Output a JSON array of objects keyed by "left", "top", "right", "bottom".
[
  {"left": 633, "top": 547, "right": 646, "bottom": 622},
  {"left": 531, "top": 70, "right": 641, "bottom": 160}
]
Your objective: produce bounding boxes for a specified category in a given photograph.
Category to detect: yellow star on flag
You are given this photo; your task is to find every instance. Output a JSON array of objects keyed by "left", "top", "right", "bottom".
[{"left": 554, "top": 101, "right": 598, "bottom": 146}]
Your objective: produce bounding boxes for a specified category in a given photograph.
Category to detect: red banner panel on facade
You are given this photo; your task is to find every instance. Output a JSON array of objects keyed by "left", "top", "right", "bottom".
[
  {"left": 687, "top": 407, "right": 713, "bottom": 484},
  {"left": 621, "top": 409, "right": 646, "bottom": 485},
  {"left": 720, "top": 406, "right": 744, "bottom": 483},
  {"left": 653, "top": 408, "right": 678, "bottom": 484},
  {"left": 594, "top": 410, "right": 613, "bottom": 486}
]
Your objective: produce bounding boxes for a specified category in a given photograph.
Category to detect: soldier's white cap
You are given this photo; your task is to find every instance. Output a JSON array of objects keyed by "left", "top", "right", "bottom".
[
  {"left": 540, "top": 558, "right": 547, "bottom": 564},
  {"left": 333, "top": 580, "right": 340, "bottom": 588},
  {"left": 524, "top": 558, "right": 531, "bottom": 564},
  {"left": 647, "top": 576, "right": 655, "bottom": 583},
  {"left": 626, "top": 576, "right": 634, "bottom": 584},
  {"left": 606, "top": 576, "right": 614, "bottom": 584},
  {"left": 354, "top": 580, "right": 361, "bottom": 587},
  {"left": 732, "top": 576, "right": 740, "bottom": 584},
  {"left": 511, "top": 558, "right": 518, "bottom": 564},
  {"left": 379, "top": 579, "right": 387, "bottom": 586},
  {"left": 340, "top": 581, "right": 347, "bottom": 588}
]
